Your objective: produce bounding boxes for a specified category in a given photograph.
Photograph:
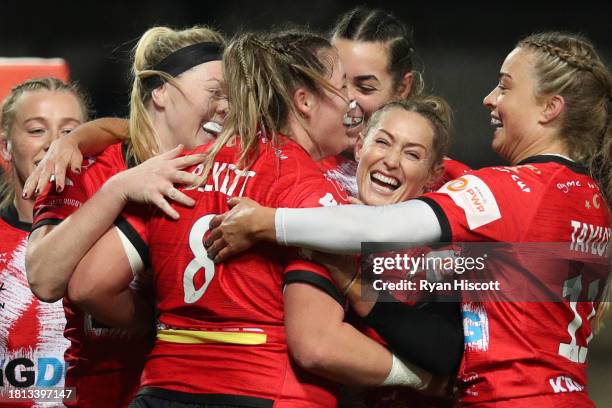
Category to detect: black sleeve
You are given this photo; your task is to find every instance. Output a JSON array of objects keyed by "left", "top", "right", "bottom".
[
  {"left": 363, "top": 290, "right": 463, "bottom": 376},
  {"left": 284, "top": 270, "right": 345, "bottom": 307}
]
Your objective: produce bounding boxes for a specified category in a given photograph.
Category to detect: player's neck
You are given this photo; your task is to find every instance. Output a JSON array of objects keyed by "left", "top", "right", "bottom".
[
  {"left": 282, "top": 117, "right": 323, "bottom": 161},
  {"left": 510, "top": 138, "right": 570, "bottom": 165}
]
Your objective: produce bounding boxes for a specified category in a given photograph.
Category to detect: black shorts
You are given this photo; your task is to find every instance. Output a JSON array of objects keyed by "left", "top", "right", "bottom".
[{"left": 129, "top": 387, "right": 273, "bottom": 408}]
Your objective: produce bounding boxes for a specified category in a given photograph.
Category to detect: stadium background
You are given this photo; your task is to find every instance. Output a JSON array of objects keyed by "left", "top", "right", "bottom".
[{"left": 2, "top": 0, "right": 611, "bottom": 405}]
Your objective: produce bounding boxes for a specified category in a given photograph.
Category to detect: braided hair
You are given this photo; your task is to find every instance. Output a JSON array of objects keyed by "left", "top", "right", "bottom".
[
  {"left": 518, "top": 32, "right": 612, "bottom": 206},
  {"left": 198, "top": 28, "right": 343, "bottom": 182},
  {"left": 331, "top": 6, "right": 423, "bottom": 96}
]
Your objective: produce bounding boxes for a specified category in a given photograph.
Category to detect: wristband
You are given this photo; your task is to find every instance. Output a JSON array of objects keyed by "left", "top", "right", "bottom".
[{"left": 382, "top": 354, "right": 432, "bottom": 390}]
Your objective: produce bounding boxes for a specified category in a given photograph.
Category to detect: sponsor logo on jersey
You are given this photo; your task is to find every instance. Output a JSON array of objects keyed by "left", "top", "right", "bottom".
[
  {"left": 446, "top": 177, "right": 468, "bottom": 192},
  {"left": 462, "top": 302, "right": 489, "bottom": 352},
  {"left": 441, "top": 175, "right": 501, "bottom": 230},
  {"left": 570, "top": 220, "right": 610, "bottom": 257},
  {"left": 549, "top": 375, "right": 584, "bottom": 394},
  {"left": 556, "top": 180, "right": 582, "bottom": 194}
]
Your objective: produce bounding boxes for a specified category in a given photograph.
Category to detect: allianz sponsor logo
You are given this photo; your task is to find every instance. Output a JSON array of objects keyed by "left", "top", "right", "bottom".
[
  {"left": 570, "top": 220, "right": 610, "bottom": 257},
  {"left": 549, "top": 375, "right": 584, "bottom": 393}
]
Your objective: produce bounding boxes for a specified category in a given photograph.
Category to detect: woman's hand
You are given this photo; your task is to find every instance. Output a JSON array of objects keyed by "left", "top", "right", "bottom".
[
  {"left": 106, "top": 145, "right": 203, "bottom": 219},
  {"left": 205, "top": 197, "right": 276, "bottom": 262},
  {"left": 310, "top": 251, "right": 358, "bottom": 292},
  {"left": 23, "top": 137, "right": 83, "bottom": 198}
]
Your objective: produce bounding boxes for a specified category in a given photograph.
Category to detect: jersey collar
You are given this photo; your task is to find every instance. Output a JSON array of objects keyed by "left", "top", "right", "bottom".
[
  {"left": 517, "top": 155, "right": 588, "bottom": 175},
  {"left": 0, "top": 203, "right": 32, "bottom": 232}
]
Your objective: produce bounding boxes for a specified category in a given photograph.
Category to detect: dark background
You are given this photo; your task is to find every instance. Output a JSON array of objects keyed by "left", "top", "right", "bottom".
[{"left": 2, "top": 0, "right": 611, "bottom": 403}]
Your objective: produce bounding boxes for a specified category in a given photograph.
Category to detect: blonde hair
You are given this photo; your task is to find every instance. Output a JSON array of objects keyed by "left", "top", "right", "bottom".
[
  {"left": 519, "top": 32, "right": 612, "bottom": 334},
  {"left": 128, "top": 25, "right": 225, "bottom": 164},
  {"left": 199, "top": 28, "right": 343, "bottom": 182},
  {"left": 593, "top": 264, "right": 611, "bottom": 334},
  {"left": 518, "top": 32, "right": 612, "bottom": 206},
  {"left": 364, "top": 95, "right": 453, "bottom": 169},
  {"left": 0, "top": 77, "right": 90, "bottom": 209}
]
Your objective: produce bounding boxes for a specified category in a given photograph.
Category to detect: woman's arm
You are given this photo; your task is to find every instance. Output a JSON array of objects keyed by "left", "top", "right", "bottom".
[
  {"left": 26, "top": 146, "right": 201, "bottom": 302},
  {"left": 67, "top": 226, "right": 153, "bottom": 335},
  {"left": 315, "top": 252, "right": 464, "bottom": 376},
  {"left": 27, "top": 185, "right": 137, "bottom": 302},
  {"left": 361, "top": 293, "right": 464, "bottom": 376},
  {"left": 206, "top": 198, "right": 442, "bottom": 260},
  {"left": 284, "top": 282, "right": 432, "bottom": 389},
  {"left": 23, "top": 118, "right": 128, "bottom": 198}
]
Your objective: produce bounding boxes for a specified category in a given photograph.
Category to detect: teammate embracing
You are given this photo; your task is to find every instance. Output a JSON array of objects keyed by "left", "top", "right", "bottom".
[{"left": 206, "top": 31, "right": 612, "bottom": 408}]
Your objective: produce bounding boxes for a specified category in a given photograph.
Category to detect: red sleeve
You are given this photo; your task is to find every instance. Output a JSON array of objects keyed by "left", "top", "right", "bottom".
[
  {"left": 282, "top": 175, "right": 350, "bottom": 209},
  {"left": 32, "top": 143, "right": 127, "bottom": 231},
  {"left": 430, "top": 157, "right": 472, "bottom": 192},
  {"left": 279, "top": 174, "right": 349, "bottom": 306},
  {"left": 32, "top": 170, "right": 89, "bottom": 231},
  {"left": 443, "top": 157, "right": 472, "bottom": 179}
]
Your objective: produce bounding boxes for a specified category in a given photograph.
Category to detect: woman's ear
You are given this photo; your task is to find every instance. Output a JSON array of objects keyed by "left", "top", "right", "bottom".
[
  {"left": 293, "top": 88, "right": 315, "bottom": 119},
  {"left": 354, "top": 132, "right": 365, "bottom": 163},
  {"left": 1, "top": 139, "right": 12, "bottom": 162},
  {"left": 150, "top": 83, "right": 168, "bottom": 110},
  {"left": 395, "top": 72, "right": 413, "bottom": 99},
  {"left": 425, "top": 163, "right": 445, "bottom": 191},
  {"left": 539, "top": 94, "right": 565, "bottom": 124}
]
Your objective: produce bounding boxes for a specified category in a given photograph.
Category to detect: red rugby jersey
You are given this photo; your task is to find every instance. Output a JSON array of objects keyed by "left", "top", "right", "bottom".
[
  {"left": 32, "top": 142, "right": 151, "bottom": 408},
  {"left": 430, "top": 157, "right": 472, "bottom": 192},
  {"left": 124, "top": 136, "right": 348, "bottom": 407},
  {"left": 419, "top": 155, "right": 609, "bottom": 407},
  {"left": 0, "top": 205, "right": 68, "bottom": 407}
]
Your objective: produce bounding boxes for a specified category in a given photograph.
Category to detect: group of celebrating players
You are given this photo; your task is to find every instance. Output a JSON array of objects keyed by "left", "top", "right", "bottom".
[{"left": 0, "top": 5, "right": 610, "bottom": 408}]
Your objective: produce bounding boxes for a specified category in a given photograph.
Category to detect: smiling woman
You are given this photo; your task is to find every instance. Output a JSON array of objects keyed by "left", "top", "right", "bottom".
[
  {"left": 0, "top": 77, "right": 88, "bottom": 405},
  {"left": 356, "top": 97, "right": 451, "bottom": 206},
  {"left": 331, "top": 7, "right": 422, "bottom": 126},
  {"left": 205, "top": 31, "right": 612, "bottom": 408},
  {"left": 24, "top": 25, "right": 227, "bottom": 408},
  {"left": 0, "top": 78, "right": 89, "bottom": 212}
]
